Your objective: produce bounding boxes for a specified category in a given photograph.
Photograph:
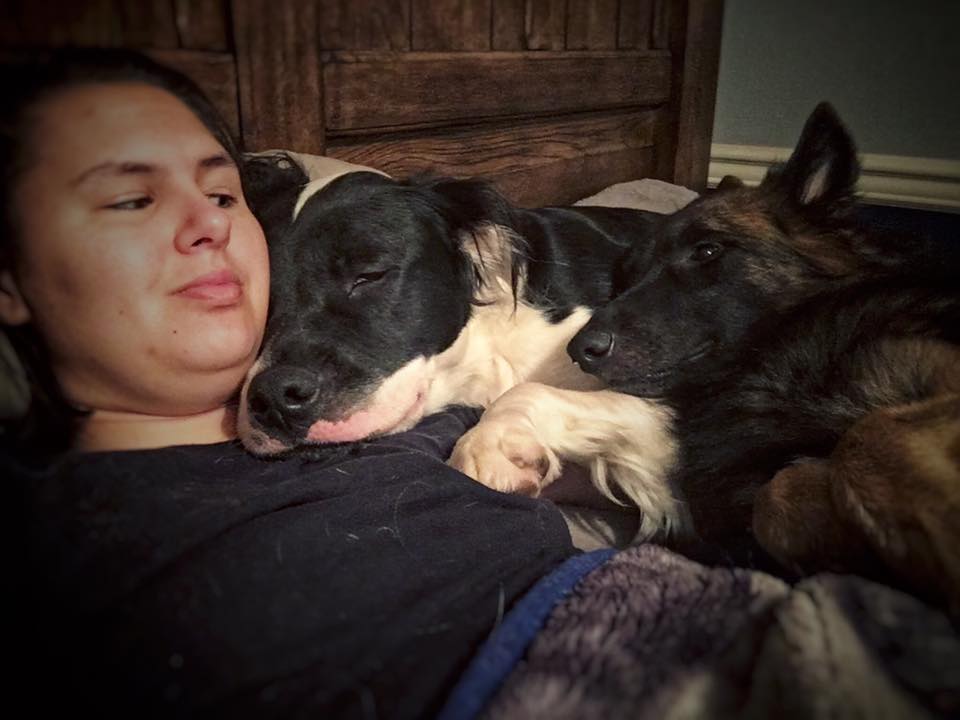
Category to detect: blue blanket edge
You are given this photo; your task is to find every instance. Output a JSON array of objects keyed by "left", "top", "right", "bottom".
[{"left": 437, "top": 547, "right": 617, "bottom": 720}]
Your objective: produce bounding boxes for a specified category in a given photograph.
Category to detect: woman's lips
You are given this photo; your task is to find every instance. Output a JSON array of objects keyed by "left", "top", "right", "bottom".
[{"left": 175, "top": 269, "right": 242, "bottom": 304}]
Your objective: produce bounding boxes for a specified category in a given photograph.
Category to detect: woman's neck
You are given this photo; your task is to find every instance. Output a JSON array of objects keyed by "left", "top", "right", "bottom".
[{"left": 75, "top": 405, "right": 238, "bottom": 453}]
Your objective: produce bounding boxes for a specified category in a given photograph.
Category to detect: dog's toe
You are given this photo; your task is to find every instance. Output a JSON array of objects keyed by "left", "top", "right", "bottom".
[{"left": 449, "top": 421, "right": 559, "bottom": 496}]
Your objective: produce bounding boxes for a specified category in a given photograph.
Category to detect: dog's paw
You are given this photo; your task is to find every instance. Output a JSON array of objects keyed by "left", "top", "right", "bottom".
[
  {"left": 754, "top": 460, "right": 866, "bottom": 574},
  {"left": 449, "top": 418, "right": 561, "bottom": 496}
]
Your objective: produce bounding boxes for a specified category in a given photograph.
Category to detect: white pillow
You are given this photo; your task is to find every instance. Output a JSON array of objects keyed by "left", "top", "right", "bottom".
[{"left": 575, "top": 178, "right": 698, "bottom": 213}]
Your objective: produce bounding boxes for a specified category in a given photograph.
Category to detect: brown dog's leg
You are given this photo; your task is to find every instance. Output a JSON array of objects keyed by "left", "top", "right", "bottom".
[
  {"left": 754, "top": 459, "right": 871, "bottom": 576},
  {"left": 831, "top": 395, "right": 960, "bottom": 614},
  {"left": 756, "top": 394, "right": 960, "bottom": 615}
]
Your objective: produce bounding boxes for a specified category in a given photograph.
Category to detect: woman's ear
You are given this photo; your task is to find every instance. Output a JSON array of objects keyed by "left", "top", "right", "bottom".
[{"left": 0, "top": 269, "right": 31, "bottom": 325}]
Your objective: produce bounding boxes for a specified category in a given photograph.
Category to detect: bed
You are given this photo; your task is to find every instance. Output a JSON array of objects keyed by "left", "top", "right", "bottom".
[{"left": 6, "top": 3, "right": 959, "bottom": 719}]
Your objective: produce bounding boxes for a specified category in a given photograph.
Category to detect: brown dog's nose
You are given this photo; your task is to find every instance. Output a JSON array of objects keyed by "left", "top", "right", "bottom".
[{"left": 568, "top": 329, "right": 615, "bottom": 372}]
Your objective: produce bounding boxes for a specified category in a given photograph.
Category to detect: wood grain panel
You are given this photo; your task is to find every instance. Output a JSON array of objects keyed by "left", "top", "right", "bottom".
[
  {"left": 494, "top": 146, "right": 656, "bottom": 205},
  {"left": 324, "top": 51, "right": 672, "bottom": 131},
  {"left": 411, "top": 0, "right": 492, "bottom": 51},
  {"left": 618, "top": 0, "right": 654, "bottom": 49},
  {"left": 671, "top": 0, "right": 724, "bottom": 189},
  {"left": 0, "top": 0, "right": 179, "bottom": 48},
  {"left": 173, "top": 0, "right": 229, "bottom": 51},
  {"left": 566, "top": 0, "right": 618, "bottom": 50},
  {"left": 327, "top": 109, "right": 658, "bottom": 206},
  {"left": 525, "top": 0, "right": 566, "bottom": 50},
  {"left": 653, "top": 0, "right": 685, "bottom": 181},
  {"left": 492, "top": 0, "right": 525, "bottom": 50},
  {"left": 317, "top": 1, "right": 410, "bottom": 50},
  {"left": 651, "top": 0, "right": 672, "bottom": 49},
  {"left": 147, "top": 49, "right": 240, "bottom": 136},
  {"left": 233, "top": 0, "right": 325, "bottom": 152}
]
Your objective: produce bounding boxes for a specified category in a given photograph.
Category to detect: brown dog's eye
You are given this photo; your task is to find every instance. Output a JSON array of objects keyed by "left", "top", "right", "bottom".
[{"left": 690, "top": 242, "right": 723, "bottom": 263}]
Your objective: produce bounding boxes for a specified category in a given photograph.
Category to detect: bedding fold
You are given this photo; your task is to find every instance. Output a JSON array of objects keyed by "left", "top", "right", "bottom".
[{"left": 444, "top": 544, "right": 960, "bottom": 720}]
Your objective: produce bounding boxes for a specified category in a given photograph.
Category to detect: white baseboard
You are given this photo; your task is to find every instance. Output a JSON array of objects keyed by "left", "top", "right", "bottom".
[{"left": 709, "top": 143, "right": 960, "bottom": 212}]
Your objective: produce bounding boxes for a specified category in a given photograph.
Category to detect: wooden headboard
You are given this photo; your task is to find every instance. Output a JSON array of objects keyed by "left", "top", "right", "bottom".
[{"left": 2, "top": 0, "right": 723, "bottom": 206}]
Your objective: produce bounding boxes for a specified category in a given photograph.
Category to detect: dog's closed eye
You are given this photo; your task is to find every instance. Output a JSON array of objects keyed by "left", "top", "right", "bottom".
[{"left": 348, "top": 269, "right": 391, "bottom": 296}]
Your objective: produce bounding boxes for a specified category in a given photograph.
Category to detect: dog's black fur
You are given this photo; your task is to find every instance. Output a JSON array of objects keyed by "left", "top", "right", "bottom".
[
  {"left": 569, "top": 103, "right": 960, "bottom": 544},
  {"left": 240, "top": 155, "right": 658, "bottom": 454}
]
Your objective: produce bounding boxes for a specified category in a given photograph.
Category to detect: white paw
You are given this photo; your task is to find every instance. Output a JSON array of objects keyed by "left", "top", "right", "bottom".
[{"left": 449, "top": 417, "right": 561, "bottom": 496}]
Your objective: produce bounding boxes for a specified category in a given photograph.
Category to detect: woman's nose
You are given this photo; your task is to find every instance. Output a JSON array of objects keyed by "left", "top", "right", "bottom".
[{"left": 174, "top": 194, "right": 231, "bottom": 253}]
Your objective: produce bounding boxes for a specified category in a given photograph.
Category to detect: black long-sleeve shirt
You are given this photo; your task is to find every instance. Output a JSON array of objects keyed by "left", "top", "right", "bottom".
[{"left": 7, "top": 407, "right": 575, "bottom": 719}]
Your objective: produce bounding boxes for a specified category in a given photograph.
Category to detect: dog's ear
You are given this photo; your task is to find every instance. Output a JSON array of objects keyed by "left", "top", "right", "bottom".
[
  {"left": 425, "top": 177, "right": 516, "bottom": 233},
  {"left": 715, "top": 174, "right": 744, "bottom": 192},
  {"left": 765, "top": 102, "right": 860, "bottom": 211},
  {"left": 241, "top": 152, "right": 310, "bottom": 240},
  {"left": 419, "top": 177, "right": 523, "bottom": 297}
]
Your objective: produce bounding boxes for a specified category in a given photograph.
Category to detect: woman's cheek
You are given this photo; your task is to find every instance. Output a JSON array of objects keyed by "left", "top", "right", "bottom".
[{"left": 238, "top": 214, "right": 270, "bottom": 315}]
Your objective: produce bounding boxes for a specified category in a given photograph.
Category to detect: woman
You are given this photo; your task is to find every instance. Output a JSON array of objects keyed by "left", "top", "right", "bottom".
[{"left": 2, "top": 49, "right": 576, "bottom": 719}]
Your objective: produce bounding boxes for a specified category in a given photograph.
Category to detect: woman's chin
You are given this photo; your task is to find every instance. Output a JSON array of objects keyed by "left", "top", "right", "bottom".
[{"left": 170, "top": 323, "right": 262, "bottom": 375}]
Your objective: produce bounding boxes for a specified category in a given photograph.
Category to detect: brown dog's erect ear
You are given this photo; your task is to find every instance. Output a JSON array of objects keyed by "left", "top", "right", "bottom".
[
  {"left": 715, "top": 174, "right": 744, "bottom": 192},
  {"left": 765, "top": 102, "right": 860, "bottom": 210}
]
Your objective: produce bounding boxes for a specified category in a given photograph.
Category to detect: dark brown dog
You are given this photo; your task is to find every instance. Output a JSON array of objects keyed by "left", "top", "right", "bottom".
[{"left": 566, "top": 103, "right": 960, "bottom": 599}]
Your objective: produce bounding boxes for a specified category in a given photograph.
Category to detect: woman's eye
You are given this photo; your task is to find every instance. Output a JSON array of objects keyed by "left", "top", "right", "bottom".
[
  {"left": 690, "top": 242, "right": 723, "bottom": 263},
  {"left": 349, "top": 269, "right": 388, "bottom": 295},
  {"left": 105, "top": 196, "right": 152, "bottom": 211},
  {"left": 209, "top": 193, "right": 237, "bottom": 209}
]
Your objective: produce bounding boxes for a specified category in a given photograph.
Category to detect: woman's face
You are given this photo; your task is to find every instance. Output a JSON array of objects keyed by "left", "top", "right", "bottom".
[{"left": 0, "top": 83, "right": 269, "bottom": 416}]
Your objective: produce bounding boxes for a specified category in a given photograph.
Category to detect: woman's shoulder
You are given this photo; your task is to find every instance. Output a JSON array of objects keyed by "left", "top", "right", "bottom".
[
  {"left": 14, "top": 406, "right": 560, "bottom": 553},
  {"left": 3, "top": 435, "right": 243, "bottom": 480}
]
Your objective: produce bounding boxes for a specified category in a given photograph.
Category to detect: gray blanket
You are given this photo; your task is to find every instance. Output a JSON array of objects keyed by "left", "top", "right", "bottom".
[{"left": 482, "top": 545, "right": 960, "bottom": 720}]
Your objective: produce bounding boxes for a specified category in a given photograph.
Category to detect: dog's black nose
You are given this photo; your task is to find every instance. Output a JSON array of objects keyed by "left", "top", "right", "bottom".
[
  {"left": 247, "top": 366, "right": 320, "bottom": 428},
  {"left": 568, "top": 329, "right": 615, "bottom": 371}
]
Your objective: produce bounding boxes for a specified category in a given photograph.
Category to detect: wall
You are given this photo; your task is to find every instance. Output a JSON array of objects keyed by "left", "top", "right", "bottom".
[{"left": 709, "top": 0, "right": 960, "bottom": 209}]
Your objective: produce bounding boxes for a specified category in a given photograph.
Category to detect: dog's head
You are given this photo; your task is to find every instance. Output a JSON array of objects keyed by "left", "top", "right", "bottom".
[
  {"left": 567, "top": 102, "right": 896, "bottom": 397},
  {"left": 238, "top": 166, "right": 516, "bottom": 455}
]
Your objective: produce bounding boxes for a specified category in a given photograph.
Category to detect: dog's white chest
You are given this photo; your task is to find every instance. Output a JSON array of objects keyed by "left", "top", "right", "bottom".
[{"left": 425, "top": 301, "right": 603, "bottom": 413}]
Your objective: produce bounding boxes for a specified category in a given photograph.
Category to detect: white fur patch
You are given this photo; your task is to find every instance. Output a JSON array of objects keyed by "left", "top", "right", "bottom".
[
  {"left": 244, "top": 149, "right": 389, "bottom": 220},
  {"left": 450, "top": 382, "right": 687, "bottom": 540},
  {"left": 291, "top": 156, "right": 389, "bottom": 219},
  {"left": 422, "top": 225, "right": 603, "bottom": 413},
  {"left": 801, "top": 162, "right": 831, "bottom": 205}
]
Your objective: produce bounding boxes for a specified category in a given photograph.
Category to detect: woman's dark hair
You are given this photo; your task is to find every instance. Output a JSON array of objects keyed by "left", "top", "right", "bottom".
[{"left": 0, "top": 47, "right": 244, "bottom": 458}]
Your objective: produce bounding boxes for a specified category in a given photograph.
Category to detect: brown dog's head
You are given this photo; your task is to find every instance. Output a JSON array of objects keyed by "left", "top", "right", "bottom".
[{"left": 567, "top": 102, "right": 903, "bottom": 398}]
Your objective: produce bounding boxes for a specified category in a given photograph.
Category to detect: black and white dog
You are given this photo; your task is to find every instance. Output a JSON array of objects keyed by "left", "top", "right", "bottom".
[{"left": 237, "top": 151, "right": 675, "bottom": 530}]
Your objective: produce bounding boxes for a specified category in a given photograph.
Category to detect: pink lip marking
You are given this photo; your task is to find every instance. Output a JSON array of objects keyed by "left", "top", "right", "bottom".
[
  {"left": 306, "top": 390, "right": 426, "bottom": 444},
  {"left": 175, "top": 269, "right": 242, "bottom": 304}
]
